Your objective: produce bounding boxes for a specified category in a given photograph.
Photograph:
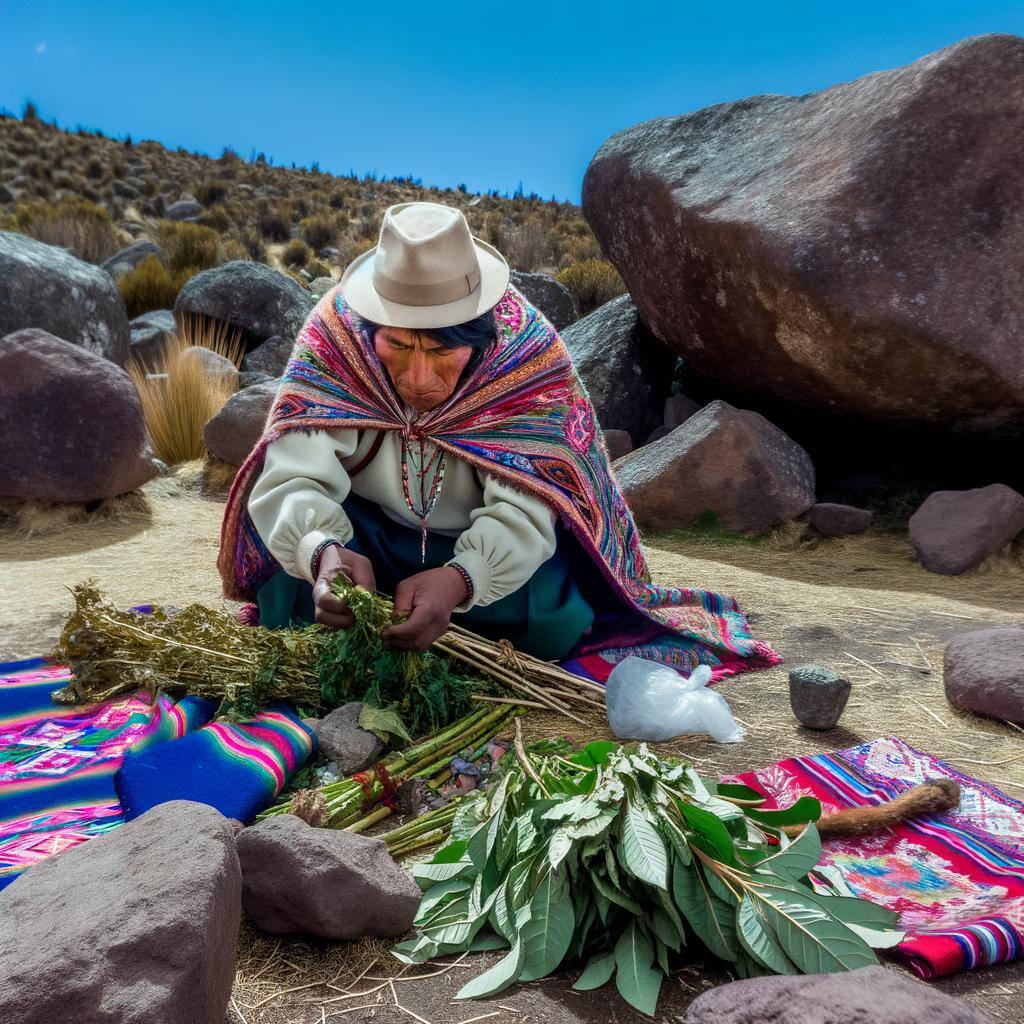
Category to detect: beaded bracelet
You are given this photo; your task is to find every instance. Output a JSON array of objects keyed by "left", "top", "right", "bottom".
[
  {"left": 448, "top": 561, "right": 475, "bottom": 603},
  {"left": 310, "top": 538, "right": 344, "bottom": 582}
]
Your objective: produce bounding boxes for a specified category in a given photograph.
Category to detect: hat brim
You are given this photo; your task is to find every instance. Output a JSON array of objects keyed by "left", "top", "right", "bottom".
[{"left": 338, "top": 236, "right": 511, "bottom": 329}]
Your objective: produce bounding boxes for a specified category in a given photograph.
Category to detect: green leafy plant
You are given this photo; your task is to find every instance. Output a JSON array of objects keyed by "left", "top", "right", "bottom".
[{"left": 395, "top": 738, "right": 902, "bottom": 1016}]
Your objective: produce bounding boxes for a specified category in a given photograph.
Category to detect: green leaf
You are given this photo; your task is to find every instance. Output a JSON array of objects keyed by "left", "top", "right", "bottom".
[
  {"left": 737, "top": 897, "right": 800, "bottom": 975},
  {"left": 519, "top": 870, "right": 575, "bottom": 981},
  {"left": 746, "top": 797, "right": 822, "bottom": 827},
  {"left": 654, "top": 936, "right": 671, "bottom": 976},
  {"left": 570, "top": 740, "right": 618, "bottom": 768},
  {"left": 391, "top": 932, "right": 439, "bottom": 963},
  {"left": 620, "top": 804, "right": 669, "bottom": 890},
  {"left": 672, "top": 859, "right": 738, "bottom": 961},
  {"left": 468, "top": 930, "right": 510, "bottom": 952},
  {"left": 846, "top": 923, "right": 906, "bottom": 949},
  {"left": 797, "top": 892, "right": 901, "bottom": 932},
  {"left": 411, "top": 856, "right": 475, "bottom": 887},
  {"left": 414, "top": 879, "right": 471, "bottom": 924},
  {"left": 756, "top": 823, "right": 822, "bottom": 881},
  {"left": 548, "top": 827, "right": 574, "bottom": 871},
  {"left": 753, "top": 886, "right": 879, "bottom": 973},
  {"left": 613, "top": 921, "right": 663, "bottom": 1016},
  {"left": 592, "top": 870, "right": 644, "bottom": 915},
  {"left": 717, "top": 782, "right": 767, "bottom": 805},
  {"left": 680, "top": 802, "right": 736, "bottom": 863},
  {"left": 573, "top": 951, "right": 616, "bottom": 991},
  {"left": 455, "top": 939, "right": 527, "bottom": 999},
  {"left": 358, "top": 703, "right": 412, "bottom": 743}
]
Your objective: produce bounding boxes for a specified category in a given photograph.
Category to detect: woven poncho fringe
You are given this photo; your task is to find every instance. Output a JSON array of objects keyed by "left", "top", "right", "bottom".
[{"left": 217, "top": 283, "right": 781, "bottom": 674}]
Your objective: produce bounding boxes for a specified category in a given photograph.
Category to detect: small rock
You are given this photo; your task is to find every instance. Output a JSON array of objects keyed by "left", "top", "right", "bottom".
[
  {"left": 236, "top": 814, "right": 421, "bottom": 939},
  {"left": 664, "top": 393, "right": 701, "bottom": 429},
  {"left": 684, "top": 965, "right": 994, "bottom": 1024},
  {"left": 788, "top": 664, "right": 852, "bottom": 730},
  {"left": 809, "top": 502, "right": 873, "bottom": 536},
  {"left": 241, "top": 334, "right": 295, "bottom": 377},
  {"left": 102, "top": 240, "right": 168, "bottom": 280},
  {"left": 945, "top": 625, "right": 1024, "bottom": 724},
  {"left": 509, "top": 269, "right": 579, "bottom": 331},
  {"left": 0, "top": 800, "right": 240, "bottom": 1024},
  {"left": 314, "top": 702, "right": 385, "bottom": 773},
  {"left": 617, "top": 400, "right": 816, "bottom": 533},
  {"left": 909, "top": 484, "right": 1024, "bottom": 574},
  {"left": 603, "top": 428, "right": 633, "bottom": 461},
  {"left": 238, "top": 370, "right": 275, "bottom": 389},
  {"left": 128, "top": 308, "right": 178, "bottom": 369},
  {"left": 165, "top": 198, "right": 204, "bottom": 221},
  {"left": 181, "top": 345, "right": 239, "bottom": 389},
  {"left": 202, "top": 380, "right": 278, "bottom": 465}
]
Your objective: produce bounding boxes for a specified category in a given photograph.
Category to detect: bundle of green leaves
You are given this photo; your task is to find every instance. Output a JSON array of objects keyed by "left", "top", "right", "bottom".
[{"left": 395, "top": 741, "right": 903, "bottom": 1015}]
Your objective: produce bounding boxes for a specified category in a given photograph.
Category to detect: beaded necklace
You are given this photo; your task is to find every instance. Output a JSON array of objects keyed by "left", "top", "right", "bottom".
[{"left": 400, "top": 427, "right": 447, "bottom": 561}]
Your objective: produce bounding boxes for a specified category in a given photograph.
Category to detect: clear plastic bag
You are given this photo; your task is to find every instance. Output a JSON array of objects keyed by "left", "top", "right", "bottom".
[{"left": 605, "top": 656, "right": 745, "bottom": 743}]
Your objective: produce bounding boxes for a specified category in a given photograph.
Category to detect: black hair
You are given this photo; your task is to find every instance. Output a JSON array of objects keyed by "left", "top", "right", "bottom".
[{"left": 360, "top": 308, "right": 498, "bottom": 370}]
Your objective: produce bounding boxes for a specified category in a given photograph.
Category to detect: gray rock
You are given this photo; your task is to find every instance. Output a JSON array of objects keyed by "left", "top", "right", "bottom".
[
  {"left": 788, "top": 664, "right": 852, "bottom": 730},
  {"left": 128, "top": 308, "right": 178, "bottom": 370},
  {"left": 808, "top": 502, "right": 873, "bottom": 537},
  {"left": 0, "top": 800, "right": 241, "bottom": 1024},
  {"left": 664, "top": 393, "right": 701, "bottom": 430},
  {"left": 584, "top": 35, "right": 1024, "bottom": 437},
  {"left": 238, "top": 370, "right": 275, "bottom": 389},
  {"left": 510, "top": 269, "right": 579, "bottom": 331},
  {"left": 203, "top": 380, "right": 278, "bottom": 465},
  {"left": 616, "top": 400, "right": 816, "bottom": 533},
  {"left": 644, "top": 424, "right": 672, "bottom": 446},
  {"left": 684, "top": 966, "right": 992, "bottom": 1024},
  {"left": 236, "top": 814, "right": 421, "bottom": 939},
  {"left": 315, "top": 702, "right": 385, "bottom": 773},
  {"left": 241, "top": 333, "right": 295, "bottom": 377},
  {"left": 562, "top": 293, "right": 676, "bottom": 441},
  {"left": 603, "top": 428, "right": 633, "bottom": 461},
  {"left": 165, "top": 198, "right": 203, "bottom": 221},
  {"left": 0, "top": 230, "right": 130, "bottom": 364},
  {"left": 101, "top": 239, "right": 167, "bottom": 280},
  {"left": 181, "top": 345, "right": 239, "bottom": 389},
  {"left": 945, "top": 625, "right": 1024, "bottom": 724},
  {"left": 909, "top": 484, "right": 1024, "bottom": 574},
  {"left": 309, "top": 276, "right": 336, "bottom": 298},
  {"left": 174, "top": 260, "right": 315, "bottom": 349},
  {"left": 0, "top": 328, "right": 158, "bottom": 502}
]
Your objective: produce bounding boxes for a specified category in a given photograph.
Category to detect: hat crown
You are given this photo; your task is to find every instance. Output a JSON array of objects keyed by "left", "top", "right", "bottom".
[{"left": 375, "top": 202, "right": 478, "bottom": 288}]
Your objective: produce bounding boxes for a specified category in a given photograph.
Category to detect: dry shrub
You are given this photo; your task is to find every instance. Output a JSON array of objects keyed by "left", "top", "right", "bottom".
[
  {"left": 126, "top": 315, "right": 243, "bottom": 465},
  {"left": 118, "top": 254, "right": 191, "bottom": 319},
  {"left": 258, "top": 210, "right": 290, "bottom": 241},
  {"left": 503, "top": 216, "right": 552, "bottom": 272},
  {"left": 152, "top": 220, "right": 220, "bottom": 273},
  {"left": 299, "top": 214, "right": 338, "bottom": 251},
  {"left": 282, "top": 238, "right": 312, "bottom": 268},
  {"left": 557, "top": 257, "right": 626, "bottom": 315},
  {"left": 4, "top": 196, "right": 121, "bottom": 263},
  {"left": 335, "top": 233, "right": 375, "bottom": 270}
]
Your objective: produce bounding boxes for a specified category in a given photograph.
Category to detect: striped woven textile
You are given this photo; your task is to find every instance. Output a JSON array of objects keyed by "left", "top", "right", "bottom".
[
  {"left": 218, "top": 282, "right": 781, "bottom": 681},
  {"left": 0, "top": 657, "right": 213, "bottom": 890},
  {"left": 727, "top": 736, "right": 1024, "bottom": 978}
]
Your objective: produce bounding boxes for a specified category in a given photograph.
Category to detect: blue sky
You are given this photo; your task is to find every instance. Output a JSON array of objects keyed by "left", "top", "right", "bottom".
[{"left": 2, "top": 1, "right": 1022, "bottom": 203}]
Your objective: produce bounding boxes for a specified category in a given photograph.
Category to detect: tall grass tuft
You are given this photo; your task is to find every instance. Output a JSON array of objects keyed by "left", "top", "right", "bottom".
[
  {"left": 556, "top": 258, "right": 626, "bottom": 316},
  {"left": 118, "top": 254, "right": 191, "bottom": 319},
  {"left": 126, "top": 314, "right": 243, "bottom": 465}
]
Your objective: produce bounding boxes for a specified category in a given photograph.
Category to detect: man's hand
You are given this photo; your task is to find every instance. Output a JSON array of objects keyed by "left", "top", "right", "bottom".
[
  {"left": 381, "top": 567, "right": 471, "bottom": 652},
  {"left": 312, "top": 545, "right": 377, "bottom": 629}
]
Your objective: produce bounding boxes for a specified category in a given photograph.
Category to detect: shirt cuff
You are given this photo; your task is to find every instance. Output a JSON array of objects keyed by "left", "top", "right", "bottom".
[
  {"left": 296, "top": 530, "right": 346, "bottom": 585},
  {"left": 446, "top": 550, "right": 492, "bottom": 612}
]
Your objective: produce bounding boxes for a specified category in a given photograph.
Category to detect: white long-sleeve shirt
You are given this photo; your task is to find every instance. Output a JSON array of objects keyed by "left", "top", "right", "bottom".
[{"left": 247, "top": 426, "right": 558, "bottom": 611}]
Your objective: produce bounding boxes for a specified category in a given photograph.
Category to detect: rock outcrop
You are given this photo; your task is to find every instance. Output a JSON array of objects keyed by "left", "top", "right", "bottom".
[
  {"left": 510, "top": 269, "right": 579, "bottom": 331},
  {"left": 583, "top": 35, "right": 1024, "bottom": 435},
  {"left": 945, "top": 625, "right": 1024, "bottom": 724}
]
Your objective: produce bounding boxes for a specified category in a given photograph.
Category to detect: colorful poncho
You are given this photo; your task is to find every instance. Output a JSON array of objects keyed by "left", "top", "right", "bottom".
[{"left": 218, "top": 283, "right": 781, "bottom": 678}]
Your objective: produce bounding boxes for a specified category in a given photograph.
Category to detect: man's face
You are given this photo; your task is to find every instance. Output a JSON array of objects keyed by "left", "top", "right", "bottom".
[{"left": 373, "top": 326, "right": 473, "bottom": 413}]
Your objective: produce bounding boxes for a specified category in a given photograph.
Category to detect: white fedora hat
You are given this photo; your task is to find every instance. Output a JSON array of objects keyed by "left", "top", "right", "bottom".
[{"left": 339, "top": 201, "right": 511, "bottom": 329}]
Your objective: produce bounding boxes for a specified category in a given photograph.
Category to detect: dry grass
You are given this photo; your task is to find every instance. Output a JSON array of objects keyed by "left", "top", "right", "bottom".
[
  {"left": 1, "top": 195, "right": 121, "bottom": 263},
  {"left": 556, "top": 257, "right": 626, "bottom": 315},
  {"left": 126, "top": 315, "right": 243, "bottom": 464}
]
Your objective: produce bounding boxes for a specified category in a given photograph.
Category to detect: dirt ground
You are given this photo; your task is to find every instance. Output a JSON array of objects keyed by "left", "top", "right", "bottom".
[{"left": 2, "top": 469, "right": 1023, "bottom": 1023}]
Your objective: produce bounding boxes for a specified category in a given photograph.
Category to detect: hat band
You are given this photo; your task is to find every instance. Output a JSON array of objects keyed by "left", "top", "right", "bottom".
[{"left": 372, "top": 262, "right": 481, "bottom": 307}]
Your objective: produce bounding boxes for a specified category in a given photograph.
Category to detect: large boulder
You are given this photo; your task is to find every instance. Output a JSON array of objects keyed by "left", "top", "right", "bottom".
[
  {"left": 174, "top": 260, "right": 315, "bottom": 351},
  {"left": 0, "top": 230, "right": 130, "bottom": 364},
  {"left": 236, "top": 814, "right": 421, "bottom": 939},
  {"left": 909, "top": 484, "right": 1024, "bottom": 574},
  {"left": 510, "top": 269, "right": 579, "bottom": 331},
  {"left": 684, "top": 965, "right": 992, "bottom": 1024},
  {"left": 617, "top": 400, "right": 815, "bottom": 532},
  {"left": 241, "top": 333, "right": 294, "bottom": 377},
  {"left": 102, "top": 239, "right": 167, "bottom": 280},
  {"left": 809, "top": 502, "right": 873, "bottom": 537},
  {"left": 583, "top": 35, "right": 1024, "bottom": 435},
  {"left": 562, "top": 294, "right": 676, "bottom": 441},
  {"left": 0, "top": 328, "right": 158, "bottom": 502},
  {"left": 945, "top": 625, "right": 1024, "bottom": 724},
  {"left": 128, "top": 308, "right": 178, "bottom": 369},
  {"left": 203, "top": 379, "right": 278, "bottom": 465},
  {"left": 0, "top": 800, "right": 241, "bottom": 1024}
]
